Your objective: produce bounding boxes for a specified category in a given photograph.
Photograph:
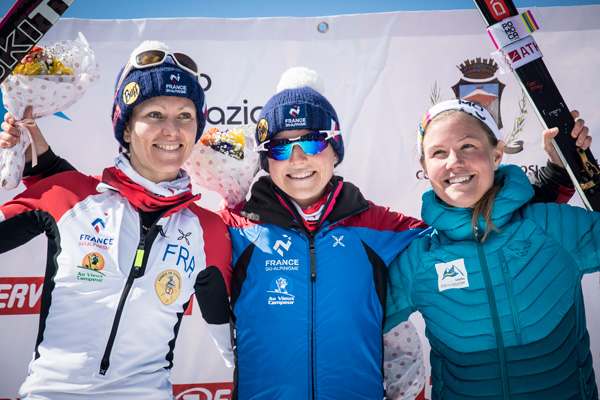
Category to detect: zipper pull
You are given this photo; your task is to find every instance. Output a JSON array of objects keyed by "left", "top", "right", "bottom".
[
  {"left": 99, "top": 358, "right": 109, "bottom": 375},
  {"left": 132, "top": 240, "right": 145, "bottom": 277},
  {"left": 473, "top": 225, "right": 482, "bottom": 242},
  {"left": 310, "top": 237, "right": 316, "bottom": 282}
]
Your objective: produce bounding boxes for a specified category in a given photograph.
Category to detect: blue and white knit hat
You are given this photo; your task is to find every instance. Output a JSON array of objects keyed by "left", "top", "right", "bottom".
[
  {"left": 111, "top": 41, "right": 207, "bottom": 149},
  {"left": 256, "top": 67, "right": 344, "bottom": 170}
]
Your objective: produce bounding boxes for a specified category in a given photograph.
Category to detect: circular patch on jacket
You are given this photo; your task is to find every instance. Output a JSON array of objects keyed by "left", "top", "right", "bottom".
[
  {"left": 123, "top": 81, "right": 140, "bottom": 105},
  {"left": 155, "top": 270, "right": 182, "bottom": 305},
  {"left": 267, "top": 275, "right": 295, "bottom": 305},
  {"left": 257, "top": 118, "right": 269, "bottom": 143},
  {"left": 81, "top": 252, "right": 105, "bottom": 272}
]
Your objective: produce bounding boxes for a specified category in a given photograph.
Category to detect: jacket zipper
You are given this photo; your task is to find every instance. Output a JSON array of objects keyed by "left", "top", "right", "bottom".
[
  {"left": 308, "top": 233, "right": 316, "bottom": 399},
  {"left": 498, "top": 251, "right": 522, "bottom": 345},
  {"left": 97, "top": 195, "right": 195, "bottom": 375},
  {"left": 306, "top": 210, "right": 327, "bottom": 399},
  {"left": 474, "top": 227, "right": 510, "bottom": 399},
  {"left": 272, "top": 183, "right": 344, "bottom": 399},
  {"left": 99, "top": 228, "right": 147, "bottom": 375}
]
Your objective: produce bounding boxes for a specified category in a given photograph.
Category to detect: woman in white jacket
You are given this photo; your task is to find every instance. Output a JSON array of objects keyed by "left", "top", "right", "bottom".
[{"left": 0, "top": 41, "right": 233, "bottom": 400}]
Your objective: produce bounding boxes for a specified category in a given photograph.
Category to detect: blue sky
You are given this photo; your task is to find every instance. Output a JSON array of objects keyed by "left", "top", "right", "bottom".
[{"left": 3, "top": 0, "right": 600, "bottom": 19}]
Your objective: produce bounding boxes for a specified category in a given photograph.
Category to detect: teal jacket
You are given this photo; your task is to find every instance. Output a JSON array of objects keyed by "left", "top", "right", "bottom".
[{"left": 386, "top": 164, "right": 600, "bottom": 400}]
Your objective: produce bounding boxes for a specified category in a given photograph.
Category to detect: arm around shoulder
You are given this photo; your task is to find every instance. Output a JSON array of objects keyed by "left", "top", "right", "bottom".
[
  {"left": 385, "top": 238, "right": 425, "bottom": 334},
  {"left": 528, "top": 161, "right": 575, "bottom": 204}
]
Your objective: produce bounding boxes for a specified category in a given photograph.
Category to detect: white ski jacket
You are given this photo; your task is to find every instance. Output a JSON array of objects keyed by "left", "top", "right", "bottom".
[{"left": 0, "top": 167, "right": 233, "bottom": 400}]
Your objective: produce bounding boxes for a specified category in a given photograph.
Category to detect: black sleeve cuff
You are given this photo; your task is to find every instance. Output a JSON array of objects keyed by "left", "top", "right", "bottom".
[
  {"left": 543, "top": 161, "right": 574, "bottom": 188},
  {"left": 23, "top": 147, "right": 76, "bottom": 178}
]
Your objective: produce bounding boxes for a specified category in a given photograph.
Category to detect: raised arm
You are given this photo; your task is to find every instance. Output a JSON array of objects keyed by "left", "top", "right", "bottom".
[
  {"left": 529, "top": 110, "right": 591, "bottom": 204},
  {"left": 1, "top": 107, "right": 76, "bottom": 186}
]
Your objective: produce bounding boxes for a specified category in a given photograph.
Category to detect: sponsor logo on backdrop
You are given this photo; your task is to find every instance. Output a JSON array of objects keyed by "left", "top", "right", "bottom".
[
  {"left": 0, "top": 277, "right": 44, "bottom": 315},
  {"left": 201, "top": 73, "right": 263, "bottom": 126},
  {"left": 173, "top": 382, "right": 233, "bottom": 399}
]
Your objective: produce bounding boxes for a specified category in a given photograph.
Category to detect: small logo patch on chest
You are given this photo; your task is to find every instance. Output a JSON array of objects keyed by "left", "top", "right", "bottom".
[
  {"left": 155, "top": 270, "right": 182, "bottom": 305},
  {"left": 435, "top": 258, "right": 469, "bottom": 292}
]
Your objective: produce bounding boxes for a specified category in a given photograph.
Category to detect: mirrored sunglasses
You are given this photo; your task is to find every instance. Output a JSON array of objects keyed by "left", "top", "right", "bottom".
[
  {"left": 115, "top": 49, "right": 199, "bottom": 98},
  {"left": 255, "top": 130, "right": 341, "bottom": 161}
]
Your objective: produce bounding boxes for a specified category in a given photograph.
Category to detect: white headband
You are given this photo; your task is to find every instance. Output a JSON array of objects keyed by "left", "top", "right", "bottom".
[{"left": 417, "top": 99, "right": 501, "bottom": 157}]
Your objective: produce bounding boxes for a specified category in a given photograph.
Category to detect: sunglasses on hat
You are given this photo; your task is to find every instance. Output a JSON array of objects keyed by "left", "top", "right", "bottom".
[
  {"left": 255, "top": 130, "right": 340, "bottom": 161},
  {"left": 115, "top": 49, "right": 200, "bottom": 98}
]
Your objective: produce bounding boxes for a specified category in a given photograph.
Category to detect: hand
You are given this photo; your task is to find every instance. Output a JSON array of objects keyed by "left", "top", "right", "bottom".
[
  {"left": 0, "top": 106, "right": 49, "bottom": 163},
  {"left": 542, "top": 109, "right": 591, "bottom": 168}
]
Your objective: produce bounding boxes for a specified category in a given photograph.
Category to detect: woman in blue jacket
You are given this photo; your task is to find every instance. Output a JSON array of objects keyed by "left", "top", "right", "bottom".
[
  {"left": 385, "top": 99, "right": 599, "bottom": 399},
  {"left": 219, "top": 67, "right": 430, "bottom": 400}
]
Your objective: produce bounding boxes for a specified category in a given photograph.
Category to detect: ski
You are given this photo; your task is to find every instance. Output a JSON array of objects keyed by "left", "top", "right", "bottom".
[
  {"left": 472, "top": 0, "right": 600, "bottom": 211},
  {"left": 0, "top": 0, "right": 75, "bottom": 85}
]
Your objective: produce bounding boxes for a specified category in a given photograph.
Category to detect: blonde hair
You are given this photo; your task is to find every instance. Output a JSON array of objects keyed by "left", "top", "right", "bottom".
[{"left": 421, "top": 109, "right": 502, "bottom": 242}]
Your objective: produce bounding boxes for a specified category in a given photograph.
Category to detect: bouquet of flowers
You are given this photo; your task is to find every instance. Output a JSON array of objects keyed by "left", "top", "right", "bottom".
[
  {"left": 0, "top": 32, "right": 99, "bottom": 189},
  {"left": 184, "top": 124, "right": 260, "bottom": 208},
  {"left": 200, "top": 126, "right": 245, "bottom": 161}
]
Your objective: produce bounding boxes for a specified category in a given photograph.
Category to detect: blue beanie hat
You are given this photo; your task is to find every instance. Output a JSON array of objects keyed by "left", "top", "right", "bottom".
[
  {"left": 111, "top": 41, "right": 206, "bottom": 150},
  {"left": 256, "top": 67, "right": 343, "bottom": 170}
]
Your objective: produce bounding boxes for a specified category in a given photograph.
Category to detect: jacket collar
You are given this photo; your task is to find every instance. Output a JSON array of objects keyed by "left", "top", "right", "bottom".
[
  {"left": 99, "top": 167, "right": 197, "bottom": 215},
  {"left": 421, "top": 164, "right": 534, "bottom": 241},
  {"left": 241, "top": 175, "right": 369, "bottom": 230}
]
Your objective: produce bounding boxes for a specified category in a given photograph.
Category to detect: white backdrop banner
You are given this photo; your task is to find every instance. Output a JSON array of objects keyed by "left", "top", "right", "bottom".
[{"left": 1, "top": 6, "right": 599, "bottom": 399}]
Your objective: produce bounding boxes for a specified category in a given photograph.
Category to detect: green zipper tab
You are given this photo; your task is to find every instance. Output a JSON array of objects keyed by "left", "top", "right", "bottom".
[{"left": 134, "top": 248, "right": 144, "bottom": 269}]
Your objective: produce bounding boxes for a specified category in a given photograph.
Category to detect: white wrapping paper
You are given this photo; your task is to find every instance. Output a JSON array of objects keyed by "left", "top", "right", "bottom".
[
  {"left": 184, "top": 124, "right": 260, "bottom": 208},
  {"left": 0, "top": 32, "right": 99, "bottom": 189}
]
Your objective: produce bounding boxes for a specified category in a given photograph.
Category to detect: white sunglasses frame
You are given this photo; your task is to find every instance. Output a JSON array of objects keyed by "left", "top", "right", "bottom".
[
  {"left": 254, "top": 130, "right": 341, "bottom": 153},
  {"left": 114, "top": 49, "right": 200, "bottom": 100}
]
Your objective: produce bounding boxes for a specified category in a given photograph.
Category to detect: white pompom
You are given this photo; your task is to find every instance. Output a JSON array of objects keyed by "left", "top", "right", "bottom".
[
  {"left": 130, "top": 40, "right": 171, "bottom": 58},
  {"left": 276, "top": 67, "right": 325, "bottom": 94}
]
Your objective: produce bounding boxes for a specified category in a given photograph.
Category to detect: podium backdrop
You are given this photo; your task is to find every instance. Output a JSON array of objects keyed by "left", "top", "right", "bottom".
[{"left": 1, "top": 6, "right": 599, "bottom": 399}]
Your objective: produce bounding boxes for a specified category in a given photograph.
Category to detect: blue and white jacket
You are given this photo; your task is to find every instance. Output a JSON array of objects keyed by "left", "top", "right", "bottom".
[
  {"left": 386, "top": 164, "right": 600, "bottom": 400},
  {"left": 220, "top": 175, "right": 428, "bottom": 400}
]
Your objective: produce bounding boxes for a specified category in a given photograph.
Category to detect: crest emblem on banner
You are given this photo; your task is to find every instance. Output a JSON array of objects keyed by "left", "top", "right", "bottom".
[
  {"left": 452, "top": 58, "right": 505, "bottom": 129},
  {"left": 434, "top": 57, "right": 528, "bottom": 155}
]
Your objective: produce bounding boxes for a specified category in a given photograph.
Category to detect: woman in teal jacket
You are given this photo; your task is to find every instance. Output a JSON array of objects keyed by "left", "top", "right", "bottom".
[{"left": 385, "top": 99, "right": 599, "bottom": 400}]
